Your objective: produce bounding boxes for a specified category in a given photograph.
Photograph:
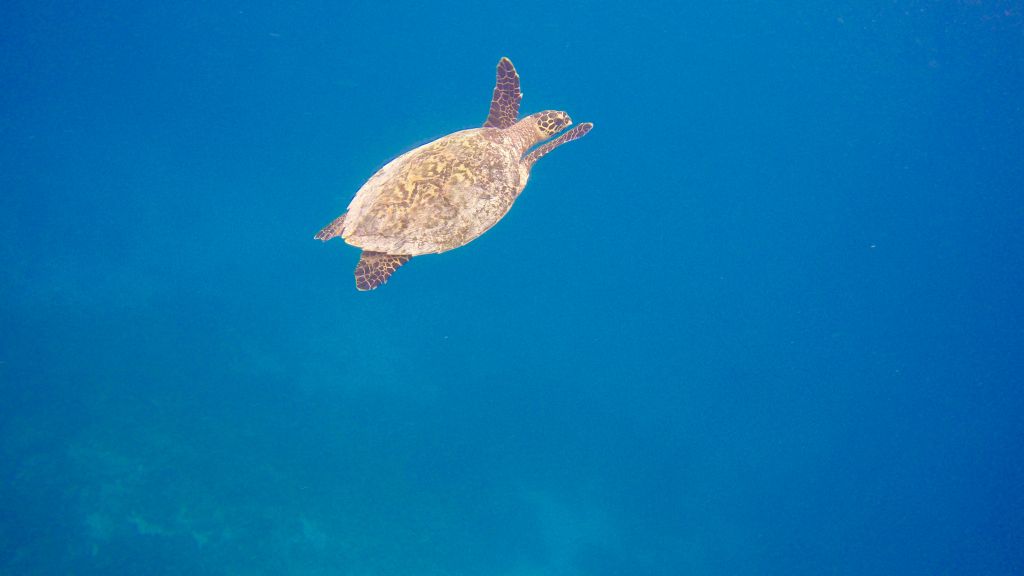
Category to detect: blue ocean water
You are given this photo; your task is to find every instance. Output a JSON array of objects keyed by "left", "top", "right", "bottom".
[{"left": 2, "top": 1, "right": 1022, "bottom": 574}]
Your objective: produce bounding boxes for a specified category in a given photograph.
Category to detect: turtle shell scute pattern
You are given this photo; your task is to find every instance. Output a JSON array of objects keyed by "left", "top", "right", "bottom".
[{"left": 343, "top": 129, "right": 524, "bottom": 256}]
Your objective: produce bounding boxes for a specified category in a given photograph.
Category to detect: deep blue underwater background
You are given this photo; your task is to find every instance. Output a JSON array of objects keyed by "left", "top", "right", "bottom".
[{"left": 2, "top": 1, "right": 1023, "bottom": 574}]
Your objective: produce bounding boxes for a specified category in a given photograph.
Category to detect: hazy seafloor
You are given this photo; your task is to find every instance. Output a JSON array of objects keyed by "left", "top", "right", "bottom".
[{"left": 2, "top": 2, "right": 1023, "bottom": 575}]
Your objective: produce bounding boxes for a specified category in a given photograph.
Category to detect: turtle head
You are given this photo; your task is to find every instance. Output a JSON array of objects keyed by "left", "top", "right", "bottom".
[
  {"left": 510, "top": 111, "right": 573, "bottom": 153},
  {"left": 530, "top": 110, "right": 572, "bottom": 138}
]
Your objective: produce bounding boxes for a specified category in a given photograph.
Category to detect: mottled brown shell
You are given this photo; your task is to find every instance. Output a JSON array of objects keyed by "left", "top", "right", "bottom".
[{"left": 339, "top": 127, "right": 529, "bottom": 256}]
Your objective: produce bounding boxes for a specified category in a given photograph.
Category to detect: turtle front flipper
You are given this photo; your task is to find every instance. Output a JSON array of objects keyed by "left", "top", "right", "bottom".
[
  {"left": 315, "top": 213, "right": 347, "bottom": 242},
  {"left": 354, "top": 251, "right": 412, "bottom": 291},
  {"left": 523, "top": 123, "right": 593, "bottom": 169},
  {"left": 483, "top": 57, "right": 522, "bottom": 129}
]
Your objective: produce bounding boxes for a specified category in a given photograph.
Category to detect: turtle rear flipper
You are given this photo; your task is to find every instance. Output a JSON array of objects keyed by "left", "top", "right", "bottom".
[
  {"left": 315, "top": 213, "right": 347, "bottom": 242},
  {"left": 355, "top": 251, "right": 412, "bottom": 291}
]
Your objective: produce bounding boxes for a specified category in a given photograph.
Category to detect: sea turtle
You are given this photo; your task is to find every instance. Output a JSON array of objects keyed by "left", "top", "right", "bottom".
[{"left": 315, "top": 57, "right": 593, "bottom": 291}]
